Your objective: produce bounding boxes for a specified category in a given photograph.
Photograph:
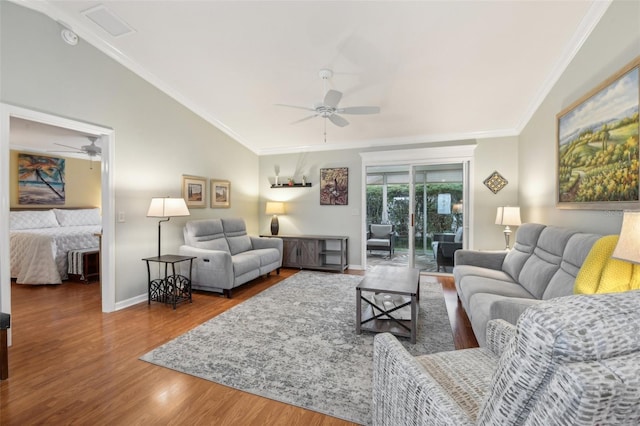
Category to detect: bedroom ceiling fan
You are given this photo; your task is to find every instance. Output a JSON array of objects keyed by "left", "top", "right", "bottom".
[
  {"left": 49, "top": 136, "right": 102, "bottom": 169},
  {"left": 51, "top": 135, "right": 102, "bottom": 158},
  {"left": 276, "top": 69, "right": 380, "bottom": 142}
]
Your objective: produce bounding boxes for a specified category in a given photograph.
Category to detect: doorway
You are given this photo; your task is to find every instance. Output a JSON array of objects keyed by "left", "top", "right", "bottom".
[
  {"left": 1, "top": 104, "right": 116, "bottom": 328},
  {"left": 360, "top": 145, "right": 475, "bottom": 272}
]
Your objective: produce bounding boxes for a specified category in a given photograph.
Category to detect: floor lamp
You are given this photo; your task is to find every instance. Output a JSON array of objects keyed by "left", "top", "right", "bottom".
[
  {"left": 495, "top": 206, "right": 521, "bottom": 250},
  {"left": 147, "top": 197, "right": 190, "bottom": 258}
]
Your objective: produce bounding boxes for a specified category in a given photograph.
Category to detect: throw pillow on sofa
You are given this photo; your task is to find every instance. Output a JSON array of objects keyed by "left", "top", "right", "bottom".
[{"left": 574, "top": 235, "right": 640, "bottom": 294}]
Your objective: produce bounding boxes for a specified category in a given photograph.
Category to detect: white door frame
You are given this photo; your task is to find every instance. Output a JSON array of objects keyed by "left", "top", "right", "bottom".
[
  {"left": 0, "top": 104, "right": 116, "bottom": 327},
  {"left": 360, "top": 144, "right": 476, "bottom": 270}
]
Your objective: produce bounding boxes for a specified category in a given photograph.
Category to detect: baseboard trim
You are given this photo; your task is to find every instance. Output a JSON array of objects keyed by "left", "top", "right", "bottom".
[{"left": 115, "top": 293, "right": 147, "bottom": 311}]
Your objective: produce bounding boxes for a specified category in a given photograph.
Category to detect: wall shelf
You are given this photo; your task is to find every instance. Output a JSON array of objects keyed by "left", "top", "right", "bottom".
[{"left": 270, "top": 183, "right": 312, "bottom": 188}]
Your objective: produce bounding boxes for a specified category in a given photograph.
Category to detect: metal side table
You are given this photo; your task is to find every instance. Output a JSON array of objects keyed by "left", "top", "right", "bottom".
[{"left": 143, "top": 255, "right": 196, "bottom": 309}]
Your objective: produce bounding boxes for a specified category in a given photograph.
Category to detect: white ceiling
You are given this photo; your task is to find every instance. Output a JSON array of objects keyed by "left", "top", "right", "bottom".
[
  {"left": 17, "top": 0, "right": 610, "bottom": 155},
  {"left": 10, "top": 117, "right": 102, "bottom": 161}
]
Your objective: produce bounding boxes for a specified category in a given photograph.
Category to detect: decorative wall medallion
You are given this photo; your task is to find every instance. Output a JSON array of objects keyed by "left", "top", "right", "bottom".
[{"left": 484, "top": 171, "right": 508, "bottom": 194}]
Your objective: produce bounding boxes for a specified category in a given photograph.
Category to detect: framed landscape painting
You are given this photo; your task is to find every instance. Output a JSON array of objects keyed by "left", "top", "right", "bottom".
[
  {"left": 181, "top": 175, "right": 206, "bottom": 208},
  {"left": 211, "top": 179, "right": 230, "bottom": 208},
  {"left": 320, "top": 167, "right": 348, "bottom": 205},
  {"left": 557, "top": 56, "right": 639, "bottom": 210}
]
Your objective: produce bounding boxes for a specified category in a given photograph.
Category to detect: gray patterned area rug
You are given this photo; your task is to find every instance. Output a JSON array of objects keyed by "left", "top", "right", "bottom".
[{"left": 140, "top": 270, "right": 455, "bottom": 425}]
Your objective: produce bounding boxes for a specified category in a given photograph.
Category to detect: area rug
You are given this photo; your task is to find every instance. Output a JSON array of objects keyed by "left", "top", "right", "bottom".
[{"left": 140, "top": 270, "right": 455, "bottom": 425}]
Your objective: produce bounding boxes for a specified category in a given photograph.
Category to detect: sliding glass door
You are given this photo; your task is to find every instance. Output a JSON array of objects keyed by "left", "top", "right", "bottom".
[{"left": 365, "top": 162, "right": 467, "bottom": 272}]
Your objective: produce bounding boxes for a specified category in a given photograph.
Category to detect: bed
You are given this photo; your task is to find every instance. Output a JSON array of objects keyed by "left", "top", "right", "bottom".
[{"left": 10, "top": 208, "right": 101, "bottom": 284}]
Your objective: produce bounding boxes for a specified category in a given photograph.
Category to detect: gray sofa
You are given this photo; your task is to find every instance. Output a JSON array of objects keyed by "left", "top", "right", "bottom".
[
  {"left": 372, "top": 290, "right": 640, "bottom": 425},
  {"left": 178, "top": 218, "right": 283, "bottom": 297},
  {"left": 453, "top": 223, "right": 601, "bottom": 346}
]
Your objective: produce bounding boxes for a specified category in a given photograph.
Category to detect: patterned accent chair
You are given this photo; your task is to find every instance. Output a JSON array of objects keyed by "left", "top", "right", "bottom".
[
  {"left": 373, "top": 290, "right": 640, "bottom": 425},
  {"left": 366, "top": 224, "right": 395, "bottom": 257}
]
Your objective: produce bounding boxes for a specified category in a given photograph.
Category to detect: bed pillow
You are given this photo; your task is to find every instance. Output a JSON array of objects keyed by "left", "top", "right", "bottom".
[
  {"left": 53, "top": 208, "right": 102, "bottom": 226},
  {"left": 10, "top": 210, "right": 60, "bottom": 230}
]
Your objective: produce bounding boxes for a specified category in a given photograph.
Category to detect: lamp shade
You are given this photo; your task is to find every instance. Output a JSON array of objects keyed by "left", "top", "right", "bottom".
[
  {"left": 265, "top": 201, "right": 285, "bottom": 215},
  {"left": 147, "top": 197, "right": 190, "bottom": 218},
  {"left": 612, "top": 211, "right": 640, "bottom": 264},
  {"left": 495, "top": 206, "right": 521, "bottom": 226}
]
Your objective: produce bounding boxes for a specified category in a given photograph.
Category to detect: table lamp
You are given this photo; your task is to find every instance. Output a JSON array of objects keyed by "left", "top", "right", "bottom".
[
  {"left": 612, "top": 211, "right": 640, "bottom": 264},
  {"left": 265, "top": 201, "right": 285, "bottom": 235},
  {"left": 495, "top": 206, "right": 521, "bottom": 250},
  {"left": 147, "top": 197, "right": 190, "bottom": 257}
]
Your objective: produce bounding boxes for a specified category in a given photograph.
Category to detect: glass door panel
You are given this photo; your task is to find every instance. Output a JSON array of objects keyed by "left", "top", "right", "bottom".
[{"left": 365, "top": 163, "right": 465, "bottom": 272}]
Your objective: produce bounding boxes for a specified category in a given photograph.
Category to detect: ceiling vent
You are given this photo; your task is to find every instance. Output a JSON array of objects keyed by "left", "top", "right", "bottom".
[{"left": 81, "top": 5, "right": 135, "bottom": 38}]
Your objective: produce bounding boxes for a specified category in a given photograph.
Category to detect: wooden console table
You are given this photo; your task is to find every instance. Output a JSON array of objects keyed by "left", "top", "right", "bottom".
[{"left": 262, "top": 235, "right": 348, "bottom": 272}]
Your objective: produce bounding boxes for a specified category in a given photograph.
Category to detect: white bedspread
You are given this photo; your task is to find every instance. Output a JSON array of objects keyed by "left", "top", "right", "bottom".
[{"left": 10, "top": 225, "right": 101, "bottom": 284}]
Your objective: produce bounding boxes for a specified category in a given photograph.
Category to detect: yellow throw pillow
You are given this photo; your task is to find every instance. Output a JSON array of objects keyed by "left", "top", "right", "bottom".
[{"left": 574, "top": 235, "right": 640, "bottom": 294}]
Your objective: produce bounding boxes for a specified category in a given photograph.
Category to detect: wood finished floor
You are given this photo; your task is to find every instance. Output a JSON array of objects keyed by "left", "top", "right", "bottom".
[{"left": 1, "top": 269, "right": 477, "bottom": 425}]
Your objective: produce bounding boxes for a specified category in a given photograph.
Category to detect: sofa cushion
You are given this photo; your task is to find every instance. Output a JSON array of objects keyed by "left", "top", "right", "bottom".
[
  {"left": 542, "top": 232, "right": 600, "bottom": 299},
  {"left": 456, "top": 265, "right": 515, "bottom": 284},
  {"left": 518, "top": 226, "right": 577, "bottom": 299},
  {"left": 222, "top": 218, "right": 253, "bottom": 255},
  {"left": 184, "top": 219, "right": 230, "bottom": 252},
  {"left": 251, "top": 248, "right": 281, "bottom": 266},
  {"left": 457, "top": 276, "right": 534, "bottom": 314},
  {"left": 501, "top": 223, "right": 546, "bottom": 281},
  {"left": 231, "top": 252, "right": 261, "bottom": 277}
]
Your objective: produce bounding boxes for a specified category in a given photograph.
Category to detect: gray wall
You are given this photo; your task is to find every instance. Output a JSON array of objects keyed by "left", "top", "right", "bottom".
[
  {"left": 1, "top": 2, "right": 259, "bottom": 302},
  {"left": 259, "top": 137, "right": 519, "bottom": 267},
  {"left": 519, "top": 0, "right": 640, "bottom": 235}
]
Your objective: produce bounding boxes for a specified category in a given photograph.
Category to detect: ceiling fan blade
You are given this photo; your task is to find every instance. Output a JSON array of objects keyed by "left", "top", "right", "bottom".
[
  {"left": 275, "top": 103, "right": 315, "bottom": 112},
  {"left": 324, "top": 90, "right": 342, "bottom": 108},
  {"left": 328, "top": 114, "right": 349, "bottom": 127},
  {"left": 53, "top": 142, "right": 82, "bottom": 151},
  {"left": 338, "top": 106, "right": 380, "bottom": 115},
  {"left": 291, "top": 114, "right": 319, "bottom": 125}
]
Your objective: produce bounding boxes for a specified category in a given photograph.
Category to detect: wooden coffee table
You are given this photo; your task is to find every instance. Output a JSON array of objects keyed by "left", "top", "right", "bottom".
[{"left": 356, "top": 266, "right": 420, "bottom": 343}]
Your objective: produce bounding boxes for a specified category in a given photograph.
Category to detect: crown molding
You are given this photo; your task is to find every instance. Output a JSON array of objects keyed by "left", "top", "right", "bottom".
[
  {"left": 514, "top": 0, "right": 612, "bottom": 133},
  {"left": 11, "top": 0, "right": 256, "bottom": 154}
]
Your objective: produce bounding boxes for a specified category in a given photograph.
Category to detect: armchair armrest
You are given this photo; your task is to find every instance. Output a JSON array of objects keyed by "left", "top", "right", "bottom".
[
  {"left": 485, "top": 319, "right": 515, "bottom": 357},
  {"left": 454, "top": 250, "right": 507, "bottom": 270},
  {"left": 373, "top": 333, "right": 473, "bottom": 426}
]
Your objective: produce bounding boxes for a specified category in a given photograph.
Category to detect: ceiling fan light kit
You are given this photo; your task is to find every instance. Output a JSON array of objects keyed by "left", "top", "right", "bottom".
[{"left": 277, "top": 68, "right": 380, "bottom": 142}]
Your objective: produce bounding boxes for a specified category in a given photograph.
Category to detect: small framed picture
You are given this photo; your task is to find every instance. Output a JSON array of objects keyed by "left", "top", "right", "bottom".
[
  {"left": 181, "top": 175, "right": 207, "bottom": 208},
  {"left": 211, "top": 179, "right": 230, "bottom": 208}
]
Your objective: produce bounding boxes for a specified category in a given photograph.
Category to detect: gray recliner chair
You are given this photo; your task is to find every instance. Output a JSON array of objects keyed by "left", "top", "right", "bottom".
[{"left": 367, "top": 224, "right": 395, "bottom": 257}]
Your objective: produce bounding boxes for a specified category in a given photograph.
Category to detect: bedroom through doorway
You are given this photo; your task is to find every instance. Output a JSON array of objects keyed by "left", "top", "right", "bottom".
[{"left": 1, "top": 104, "right": 116, "bottom": 343}]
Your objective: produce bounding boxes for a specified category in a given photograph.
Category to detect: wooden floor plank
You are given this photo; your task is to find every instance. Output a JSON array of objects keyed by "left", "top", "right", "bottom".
[{"left": 1, "top": 269, "right": 477, "bottom": 425}]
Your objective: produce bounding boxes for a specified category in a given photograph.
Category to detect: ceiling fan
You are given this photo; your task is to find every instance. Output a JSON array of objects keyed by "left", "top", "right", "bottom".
[
  {"left": 50, "top": 136, "right": 102, "bottom": 158},
  {"left": 276, "top": 69, "right": 380, "bottom": 141}
]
